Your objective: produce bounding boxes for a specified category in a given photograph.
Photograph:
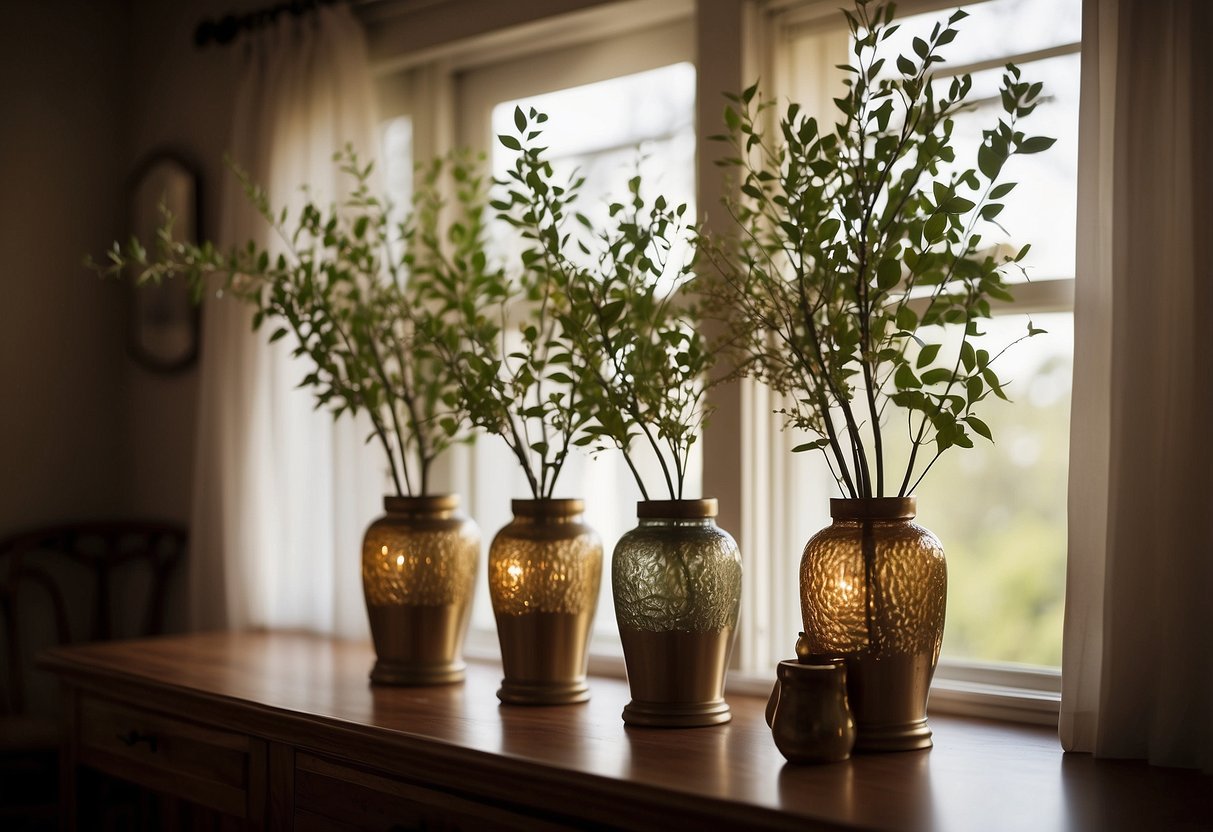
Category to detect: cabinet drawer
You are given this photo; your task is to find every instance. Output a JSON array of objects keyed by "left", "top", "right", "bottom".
[
  {"left": 78, "top": 695, "right": 256, "bottom": 819},
  {"left": 294, "top": 753, "right": 573, "bottom": 831}
]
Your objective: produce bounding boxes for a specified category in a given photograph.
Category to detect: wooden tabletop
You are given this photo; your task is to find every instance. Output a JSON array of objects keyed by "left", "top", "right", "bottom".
[{"left": 42, "top": 630, "right": 1212, "bottom": 831}]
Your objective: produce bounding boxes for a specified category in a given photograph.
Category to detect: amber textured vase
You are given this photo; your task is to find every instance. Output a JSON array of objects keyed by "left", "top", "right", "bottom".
[
  {"left": 613, "top": 499, "right": 742, "bottom": 727},
  {"left": 799, "top": 497, "right": 946, "bottom": 751},
  {"left": 489, "top": 499, "right": 602, "bottom": 705},
  {"left": 362, "top": 495, "right": 480, "bottom": 685}
]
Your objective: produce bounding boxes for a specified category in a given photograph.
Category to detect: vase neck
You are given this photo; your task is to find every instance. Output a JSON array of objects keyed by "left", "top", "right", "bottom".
[
  {"left": 777, "top": 658, "right": 847, "bottom": 687},
  {"left": 510, "top": 498, "right": 585, "bottom": 524},
  {"left": 636, "top": 498, "right": 718, "bottom": 520},
  {"left": 384, "top": 494, "right": 461, "bottom": 518},
  {"left": 829, "top": 497, "right": 916, "bottom": 521},
  {"left": 636, "top": 517, "right": 717, "bottom": 530}
]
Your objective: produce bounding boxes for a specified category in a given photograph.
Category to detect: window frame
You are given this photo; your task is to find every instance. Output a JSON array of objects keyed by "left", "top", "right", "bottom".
[
  {"left": 362, "top": 0, "right": 1079, "bottom": 723},
  {"left": 745, "top": 0, "right": 1079, "bottom": 719},
  {"left": 371, "top": 1, "right": 700, "bottom": 663}
]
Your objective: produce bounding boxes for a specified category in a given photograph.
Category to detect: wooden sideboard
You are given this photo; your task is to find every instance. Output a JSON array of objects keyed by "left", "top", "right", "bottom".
[{"left": 41, "top": 631, "right": 1211, "bottom": 831}]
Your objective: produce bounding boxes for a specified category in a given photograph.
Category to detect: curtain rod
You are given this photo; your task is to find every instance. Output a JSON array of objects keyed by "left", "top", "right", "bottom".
[{"left": 194, "top": 0, "right": 341, "bottom": 48}]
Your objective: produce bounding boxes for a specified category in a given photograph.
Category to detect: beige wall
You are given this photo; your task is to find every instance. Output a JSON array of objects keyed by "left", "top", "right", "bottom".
[
  {"left": 0, "top": 1, "right": 132, "bottom": 534},
  {"left": 0, "top": 0, "right": 256, "bottom": 538},
  {"left": 121, "top": 0, "right": 243, "bottom": 524},
  {"left": 0, "top": 0, "right": 633, "bottom": 539}
]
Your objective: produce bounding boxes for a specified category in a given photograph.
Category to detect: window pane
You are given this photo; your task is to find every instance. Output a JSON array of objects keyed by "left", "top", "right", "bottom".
[
  {"left": 887, "top": 314, "right": 1072, "bottom": 667},
  {"left": 879, "top": 1, "right": 1079, "bottom": 666},
  {"left": 878, "top": 0, "right": 1080, "bottom": 66},
  {"left": 933, "top": 53, "right": 1080, "bottom": 281},
  {"left": 486, "top": 63, "right": 697, "bottom": 273},
  {"left": 776, "top": 0, "right": 1078, "bottom": 670},
  {"left": 381, "top": 116, "right": 414, "bottom": 213}
]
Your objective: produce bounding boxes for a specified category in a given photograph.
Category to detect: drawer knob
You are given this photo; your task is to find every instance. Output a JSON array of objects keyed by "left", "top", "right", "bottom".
[{"left": 116, "top": 729, "right": 159, "bottom": 752}]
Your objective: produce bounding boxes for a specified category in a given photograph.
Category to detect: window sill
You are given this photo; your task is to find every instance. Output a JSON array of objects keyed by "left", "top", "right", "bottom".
[{"left": 469, "top": 632, "right": 1063, "bottom": 727}]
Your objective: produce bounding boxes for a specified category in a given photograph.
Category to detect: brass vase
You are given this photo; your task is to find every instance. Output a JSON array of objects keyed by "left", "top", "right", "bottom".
[
  {"left": 767, "top": 659, "right": 855, "bottom": 764},
  {"left": 489, "top": 499, "right": 602, "bottom": 705},
  {"left": 613, "top": 499, "right": 742, "bottom": 727},
  {"left": 362, "top": 495, "right": 480, "bottom": 685},
  {"left": 799, "top": 497, "right": 946, "bottom": 751}
]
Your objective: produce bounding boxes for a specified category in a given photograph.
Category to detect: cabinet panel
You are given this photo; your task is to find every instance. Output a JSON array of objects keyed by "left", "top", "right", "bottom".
[
  {"left": 294, "top": 753, "right": 574, "bottom": 832},
  {"left": 77, "top": 694, "right": 255, "bottom": 819}
]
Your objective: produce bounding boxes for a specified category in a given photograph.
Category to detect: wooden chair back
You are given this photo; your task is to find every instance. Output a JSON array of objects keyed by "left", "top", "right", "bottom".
[{"left": 0, "top": 522, "right": 187, "bottom": 718}]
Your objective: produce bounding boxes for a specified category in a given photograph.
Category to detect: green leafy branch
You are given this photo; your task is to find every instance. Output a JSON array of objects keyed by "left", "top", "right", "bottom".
[
  {"left": 420, "top": 107, "right": 595, "bottom": 500},
  {"left": 558, "top": 173, "right": 712, "bottom": 501},
  {"left": 703, "top": 0, "right": 1052, "bottom": 499},
  {"left": 88, "top": 147, "right": 477, "bottom": 497}
]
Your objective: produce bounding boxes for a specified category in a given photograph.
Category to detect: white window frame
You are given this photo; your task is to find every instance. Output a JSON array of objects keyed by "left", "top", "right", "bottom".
[
  {"left": 360, "top": 0, "right": 1079, "bottom": 724},
  {"left": 368, "top": 0, "right": 699, "bottom": 666},
  {"left": 742, "top": 0, "right": 1079, "bottom": 723}
]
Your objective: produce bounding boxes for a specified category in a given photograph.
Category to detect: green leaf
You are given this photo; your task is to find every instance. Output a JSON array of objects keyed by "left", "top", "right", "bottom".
[
  {"left": 966, "top": 375, "right": 983, "bottom": 403},
  {"left": 916, "top": 343, "right": 941, "bottom": 368},
  {"left": 960, "top": 341, "right": 976, "bottom": 372},
  {"left": 895, "top": 363, "right": 922, "bottom": 389},
  {"left": 498, "top": 134, "right": 522, "bottom": 151},
  {"left": 1018, "top": 136, "right": 1056, "bottom": 154},
  {"left": 978, "top": 144, "right": 1003, "bottom": 179},
  {"left": 924, "top": 213, "right": 947, "bottom": 241},
  {"left": 983, "top": 367, "right": 1008, "bottom": 400},
  {"left": 791, "top": 439, "right": 830, "bottom": 453},
  {"left": 876, "top": 259, "right": 901, "bottom": 291},
  {"left": 600, "top": 299, "right": 625, "bottom": 326},
  {"left": 966, "top": 415, "right": 993, "bottom": 441}
]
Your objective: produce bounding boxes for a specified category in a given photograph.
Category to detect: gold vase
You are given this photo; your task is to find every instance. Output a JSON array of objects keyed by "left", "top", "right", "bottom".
[
  {"left": 613, "top": 499, "right": 742, "bottom": 727},
  {"left": 362, "top": 495, "right": 479, "bottom": 685},
  {"left": 489, "top": 499, "right": 602, "bottom": 705},
  {"left": 799, "top": 497, "right": 946, "bottom": 751}
]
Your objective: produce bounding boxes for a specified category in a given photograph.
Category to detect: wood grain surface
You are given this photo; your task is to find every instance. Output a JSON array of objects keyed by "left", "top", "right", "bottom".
[{"left": 42, "top": 630, "right": 1212, "bottom": 831}]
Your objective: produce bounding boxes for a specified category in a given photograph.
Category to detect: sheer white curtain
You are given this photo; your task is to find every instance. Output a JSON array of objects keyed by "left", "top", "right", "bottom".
[
  {"left": 1062, "top": 0, "right": 1213, "bottom": 772},
  {"left": 188, "top": 5, "right": 385, "bottom": 640}
]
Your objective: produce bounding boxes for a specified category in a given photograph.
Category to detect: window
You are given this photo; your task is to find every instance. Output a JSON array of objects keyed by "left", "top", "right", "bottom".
[
  {"left": 748, "top": 0, "right": 1080, "bottom": 713},
  {"left": 467, "top": 62, "right": 698, "bottom": 651},
  {"left": 370, "top": 0, "right": 1081, "bottom": 717},
  {"left": 376, "top": 4, "right": 696, "bottom": 660}
]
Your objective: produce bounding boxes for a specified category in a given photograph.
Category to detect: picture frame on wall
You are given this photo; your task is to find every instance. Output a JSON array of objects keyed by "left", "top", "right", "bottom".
[{"left": 128, "top": 151, "right": 201, "bottom": 373}]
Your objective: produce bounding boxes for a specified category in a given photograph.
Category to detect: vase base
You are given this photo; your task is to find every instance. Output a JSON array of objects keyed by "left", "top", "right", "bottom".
[
  {"left": 370, "top": 659, "right": 466, "bottom": 686},
  {"left": 854, "top": 717, "right": 933, "bottom": 752},
  {"left": 497, "top": 678, "right": 590, "bottom": 705},
  {"left": 622, "top": 698, "right": 732, "bottom": 728}
]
